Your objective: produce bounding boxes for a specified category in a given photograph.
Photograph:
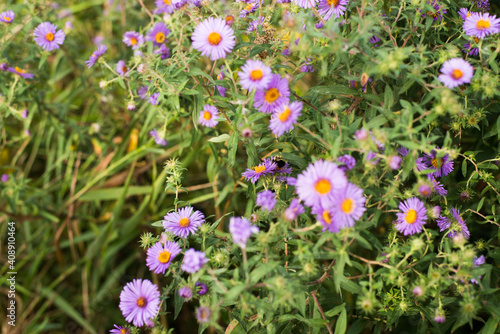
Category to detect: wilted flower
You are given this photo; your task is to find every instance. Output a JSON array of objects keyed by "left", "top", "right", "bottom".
[
  {"left": 256, "top": 190, "right": 276, "bottom": 211},
  {"left": 229, "top": 217, "right": 259, "bottom": 249},
  {"left": 181, "top": 249, "right": 209, "bottom": 273}
]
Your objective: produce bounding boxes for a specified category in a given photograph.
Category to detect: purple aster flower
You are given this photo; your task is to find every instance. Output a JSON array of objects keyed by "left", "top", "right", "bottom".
[
  {"left": 225, "top": 15, "right": 235, "bottom": 26},
  {"left": 331, "top": 182, "right": 366, "bottom": 229},
  {"left": 146, "top": 22, "right": 170, "bottom": 46},
  {"left": 282, "top": 47, "right": 291, "bottom": 56},
  {"left": 463, "top": 12, "right": 500, "bottom": 39},
  {"left": 154, "top": 44, "right": 170, "bottom": 60},
  {"left": 475, "top": 0, "right": 490, "bottom": 11},
  {"left": 428, "top": 175, "right": 447, "bottom": 196},
  {"left": 429, "top": 205, "right": 441, "bottom": 219},
  {"left": 242, "top": 158, "right": 277, "bottom": 184},
  {"left": 284, "top": 198, "right": 305, "bottom": 221},
  {"left": 0, "top": 11, "right": 15, "bottom": 23},
  {"left": 181, "top": 249, "right": 209, "bottom": 273},
  {"left": 149, "top": 92, "right": 160, "bottom": 106},
  {"left": 256, "top": 190, "right": 276, "bottom": 211},
  {"left": 300, "top": 59, "right": 314, "bottom": 73},
  {"left": 462, "top": 41, "right": 480, "bottom": 56},
  {"left": 229, "top": 217, "right": 259, "bottom": 249},
  {"left": 196, "top": 282, "right": 208, "bottom": 295},
  {"left": 296, "top": 160, "right": 347, "bottom": 207},
  {"left": 178, "top": 286, "right": 193, "bottom": 301},
  {"left": 317, "top": 0, "right": 348, "bottom": 21},
  {"left": 395, "top": 197, "right": 427, "bottom": 236},
  {"left": 150, "top": 129, "right": 167, "bottom": 146},
  {"left": 155, "top": 0, "right": 175, "bottom": 14},
  {"left": 416, "top": 157, "right": 428, "bottom": 172},
  {"left": 86, "top": 45, "right": 107, "bottom": 68},
  {"left": 192, "top": 17, "right": 236, "bottom": 61},
  {"left": 7, "top": 67, "right": 34, "bottom": 79},
  {"left": 21, "top": 109, "right": 28, "bottom": 119},
  {"left": 398, "top": 146, "right": 410, "bottom": 157},
  {"left": 354, "top": 128, "right": 368, "bottom": 141},
  {"left": 238, "top": 60, "right": 272, "bottom": 91},
  {"left": 366, "top": 151, "right": 380, "bottom": 165},
  {"left": 437, "top": 208, "right": 469, "bottom": 238},
  {"left": 0, "top": 63, "right": 7, "bottom": 71},
  {"left": 116, "top": 60, "right": 129, "bottom": 76},
  {"left": 315, "top": 22, "right": 325, "bottom": 29},
  {"left": 216, "top": 66, "right": 227, "bottom": 97},
  {"left": 418, "top": 183, "right": 432, "bottom": 197},
  {"left": 337, "top": 154, "right": 356, "bottom": 171},
  {"left": 286, "top": 177, "right": 297, "bottom": 186},
  {"left": 1, "top": 174, "right": 9, "bottom": 182},
  {"left": 474, "top": 255, "right": 485, "bottom": 266},
  {"left": 422, "top": 0, "right": 446, "bottom": 21},
  {"left": 198, "top": 104, "right": 219, "bottom": 128},
  {"left": 458, "top": 8, "right": 473, "bottom": 20},
  {"left": 269, "top": 101, "right": 302, "bottom": 137},
  {"left": 110, "top": 324, "right": 130, "bottom": 334},
  {"left": 33, "top": 22, "right": 65, "bottom": 51},
  {"left": 196, "top": 307, "right": 211, "bottom": 323},
  {"left": 388, "top": 155, "right": 402, "bottom": 170},
  {"left": 240, "top": 2, "right": 259, "bottom": 17},
  {"left": 434, "top": 314, "right": 446, "bottom": 323},
  {"left": 451, "top": 207, "right": 469, "bottom": 239},
  {"left": 248, "top": 17, "right": 264, "bottom": 32},
  {"left": 253, "top": 74, "right": 290, "bottom": 114},
  {"left": 422, "top": 148, "right": 454, "bottom": 177},
  {"left": 119, "top": 279, "right": 161, "bottom": 327},
  {"left": 123, "top": 31, "right": 144, "bottom": 49},
  {"left": 293, "top": 0, "right": 317, "bottom": 9},
  {"left": 146, "top": 241, "right": 181, "bottom": 274},
  {"left": 312, "top": 202, "right": 339, "bottom": 233},
  {"left": 438, "top": 58, "right": 474, "bottom": 89},
  {"left": 369, "top": 35, "right": 381, "bottom": 46},
  {"left": 163, "top": 206, "right": 205, "bottom": 239},
  {"left": 138, "top": 86, "right": 148, "bottom": 99}
]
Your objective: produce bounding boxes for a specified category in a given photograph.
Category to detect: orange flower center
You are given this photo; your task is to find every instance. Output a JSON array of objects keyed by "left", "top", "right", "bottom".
[
  {"left": 405, "top": 209, "right": 417, "bottom": 224},
  {"left": 208, "top": 32, "right": 221, "bottom": 45},
  {"left": 341, "top": 198, "right": 354, "bottom": 214},
  {"left": 315, "top": 179, "right": 331, "bottom": 195},
  {"left": 431, "top": 157, "right": 442, "bottom": 168},
  {"left": 250, "top": 69, "right": 263, "bottom": 81},
  {"left": 120, "top": 329, "right": 128, "bottom": 334},
  {"left": 15, "top": 67, "right": 26, "bottom": 74},
  {"left": 476, "top": 19, "right": 490, "bottom": 30},
  {"left": 245, "top": 3, "right": 255, "bottom": 10},
  {"left": 473, "top": 37, "right": 479, "bottom": 44},
  {"left": 179, "top": 217, "right": 190, "bottom": 228},
  {"left": 253, "top": 164, "right": 266, "bottom": 173},
  {"left": 158, "top": 250, "right": 171, "bottom": 263},
  {"left": 130, "top": 37, "right": 138, "bottom": 45},
  {"left": 225, "top": 16, "right": 234, "bottom": 24},
  {"left": 46, "top": 32, "right": 55, "bottom": 42},
  {"left": 203, "top": 111, "right": 212, "bottom": 120},
  {"left": 164, "top": 0, "right": 171, "bottom": 4},
  {"left": 136, "top": 297, "right": 147, "bottom": 308},
  {"left": 122, "top": 66, "right": 128, "bottom": 73},
  {"left": 322, "top": 210, "right": 332, "bottom": 224},
  {"left": 264, "top": 88, "right": 280, "bottom": 103},
  {"left": 451, "top": 69, "right": 463, "bottom": 80},
  {"left": 278, "top": 107, "right": 292, "bottom": 122},
  {"left": 327, "top": 0, "right": 339, "bottom": 6},
  {"left": 155, "top": 32, "right": 165, "bottom": 43},
  {"left": 4, "top": 16, "right": 11, "bottom": 22}
]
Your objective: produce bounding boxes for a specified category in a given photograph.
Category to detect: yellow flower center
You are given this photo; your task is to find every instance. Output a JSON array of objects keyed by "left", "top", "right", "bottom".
[
  {"left": 155, "top": 32, "right": 165, "bottom": 43},
  {"left": 476, "top": 19, "right": 490, "bottom": 30},
  {"left": 245, "top": 3, "right": 255, "bottom": 11},
  {"left": 250, "top": 69, "right": 263, "bottom": 81},
  {"left": 341, "top": 198, "right": 354, "bottom": 214},
  {"left": 225, "top": 16, "right": 234, "bottom": 24},
  {"left": 208, "top": 32, "right": 221, "bottom": 45},
  {"left": 158, "top": 250, "right": 171, "bottom": 264},
  {"left": 451, "top": 69, "right": 463, "bottom": 80},
  {"left": 264, "top": 88, "right": 280, "bottom": 103},
  {"left": 179, "top": 217, "right": 190, "bottom": 228},
  {"left": 136, "top": 297, "right": 147, "bottom": 308},
  {"left": 405, "top": 209, "right": 417, "bottom": 224},
  {"left": 322, "top": 210, "right": 332, "bottom": 224},
  {"left": 15, "top": 67, "right": 26, "bottom": 74},
  {"left": 431, "top": 157, "right": 442, "bottom": 168},
  {"left": 253, "top": 164, "right": 266, "bottom": 173},
  {"left": 315, "top": 179, "right": 332, "bottom": 195},
  {"left": 473, "top": 37, "right": 479, "bottom": 44},
  {"left": 130, "top": 37, "right": 138, "bottom": 45},
  {"left": 4, "top": 16, "right": 11, "bottom": 22},
  {"left": 327, "top": 0, "right": 339, "bottom": 6},
  {"left": 203, "top": 111, "right": 212, "bottom": 120},
  {"left": 164, "top": 0, "right": 171, "bottom": 4},
  {"left": 46, "top": 32, "right": 55, "bottom": 42},
  {"left": 120, "top": 329, "right": 128, "bottom": 334},
  {"left": 278, "top": 107, "right": 292, "bottom": 122}
]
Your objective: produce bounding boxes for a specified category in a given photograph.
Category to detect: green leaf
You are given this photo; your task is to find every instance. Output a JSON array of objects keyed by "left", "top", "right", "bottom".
[
  {"left": 477, "top": 197, "right": 485, "bottom": 212},
  {"left": 325, "top": 303, "right": 346, "bottom": 317},
  {"left": 228, "top": 132, "right": 239, "bottom": 167},
  {"left": 462, "top": 159, "right": 467, "bottom": 177},
  {"left": 479, "top": 317, "right": 499, "bottom": 334},
  {"left": 334, "top": 309, "right": 347, "bottom": 334},
  {"left": 208, "top": 134, "right": 231, "bottom": 143}
]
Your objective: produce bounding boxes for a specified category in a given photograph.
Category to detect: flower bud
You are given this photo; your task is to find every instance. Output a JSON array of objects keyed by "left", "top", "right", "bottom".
[{"left": 412, "top": 286, "right": 424, "bottom": 297}]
